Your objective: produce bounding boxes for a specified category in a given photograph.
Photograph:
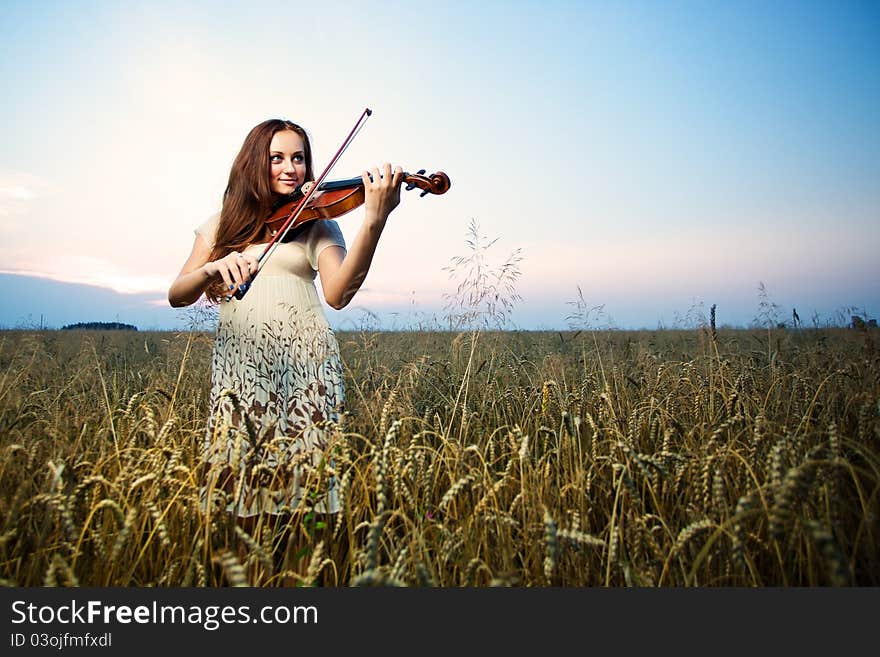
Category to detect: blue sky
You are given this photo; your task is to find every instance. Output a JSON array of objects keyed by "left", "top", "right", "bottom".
[{"left": 1, "top": 0, "right": 878, "bottom": 330}]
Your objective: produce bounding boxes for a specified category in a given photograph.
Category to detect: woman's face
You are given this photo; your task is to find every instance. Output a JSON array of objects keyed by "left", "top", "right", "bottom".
[{"left": 268, "top": 130, "right": 307, "bottom": 195}]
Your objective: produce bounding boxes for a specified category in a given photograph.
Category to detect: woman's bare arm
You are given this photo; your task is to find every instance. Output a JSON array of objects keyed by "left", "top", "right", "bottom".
[{"left": 317, "top": 163, "right": 402, "bottom": 309}]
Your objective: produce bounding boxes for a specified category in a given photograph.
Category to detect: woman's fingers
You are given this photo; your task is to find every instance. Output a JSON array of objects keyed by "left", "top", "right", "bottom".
[
  {"left": 364, "top": 163, "right": 401, "bottom": 189},
  {"left": 245, "top": 253, "right": 259, "bottom": 274},
  {"left": 216, "top": 252, "right": 256, "bottom": 292},
  {"left": 211, "top": 251, "right": 260, "bottom": 300},
  {"left": 362, "top": 163, "right": 403, "bottom": 220},
  {"left": 231, "top": 252, "right": 255, "bottom": 286},
  {"left": 215, "top": 260, "right": 234, "bottom": 292}
]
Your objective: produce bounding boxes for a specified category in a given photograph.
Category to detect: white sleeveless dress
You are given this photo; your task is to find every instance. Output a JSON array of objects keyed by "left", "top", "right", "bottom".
[{"left": 195, "top": 214, "right": 345, "bottom": 517}]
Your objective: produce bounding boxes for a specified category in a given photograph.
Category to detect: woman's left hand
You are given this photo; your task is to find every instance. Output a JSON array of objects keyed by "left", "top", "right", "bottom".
[{"left": 362, "top": 163, "right": 403, "bottom": 225}]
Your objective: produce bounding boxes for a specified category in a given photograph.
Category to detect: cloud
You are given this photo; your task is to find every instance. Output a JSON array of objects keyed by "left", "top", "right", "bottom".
[
  {"left": 0, "top": 185, "right": 36, "bottom": 202},
  {"left": 0, "top": 171, "right": 53, "bottom": 222},
  {"left": 0, "top": 255, "right": 170, "bottom": 295}
]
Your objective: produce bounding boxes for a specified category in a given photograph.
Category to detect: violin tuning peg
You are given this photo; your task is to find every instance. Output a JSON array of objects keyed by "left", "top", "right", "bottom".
[
  {"left": 405, "top": 182, "right": 416, "bottom": 191},
  {"left": 420, "top": 189, "right": 429, "bottom": 197},
  {"left": 416, "top": 169, "right": 426, "bottom": 175}
]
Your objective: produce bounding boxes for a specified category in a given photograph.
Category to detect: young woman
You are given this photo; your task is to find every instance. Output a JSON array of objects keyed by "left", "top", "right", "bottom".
[{"left": 168, "top": 118, "right": 403, "bottom": 580}]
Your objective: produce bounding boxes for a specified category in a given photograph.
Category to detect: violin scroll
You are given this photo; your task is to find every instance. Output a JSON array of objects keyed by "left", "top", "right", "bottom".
[{"left": 404, "top": 170, "right": 451, "bottom": 197}]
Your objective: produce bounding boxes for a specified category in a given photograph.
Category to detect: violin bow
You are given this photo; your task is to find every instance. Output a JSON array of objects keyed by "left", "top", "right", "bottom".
[{"left": 231, "top": 107, "right": 372, "bottom": 301}]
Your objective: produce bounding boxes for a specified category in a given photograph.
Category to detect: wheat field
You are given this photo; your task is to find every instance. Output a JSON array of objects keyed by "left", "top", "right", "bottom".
[{"left": 0, "top": 326, "right": 877, "bottom": 586}]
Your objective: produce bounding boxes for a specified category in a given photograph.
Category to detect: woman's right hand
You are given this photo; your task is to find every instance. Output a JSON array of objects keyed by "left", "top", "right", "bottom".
[{"left": 202, "top": 251, "right": 259, "bottom": 294}]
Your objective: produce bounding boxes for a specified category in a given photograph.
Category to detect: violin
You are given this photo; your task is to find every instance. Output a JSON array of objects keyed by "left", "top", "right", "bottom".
[{"left": 266, "top": 169, "right": 451, "bottom": 241}]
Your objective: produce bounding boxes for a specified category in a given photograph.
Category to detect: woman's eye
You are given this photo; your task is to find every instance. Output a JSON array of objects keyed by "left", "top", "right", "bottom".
[
  {"left": 294, "top": 154, "right": 304, "bottom": 163},
  {"left": 270, "top": 155, "right": 282, "bottom": 163}
]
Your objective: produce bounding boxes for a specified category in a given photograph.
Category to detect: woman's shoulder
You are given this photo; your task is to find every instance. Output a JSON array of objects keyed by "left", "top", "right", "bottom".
[
  {"left": 195, "top": 212, "right": 220, "bottom": 247},
  {"left": 305, "top": 218, "right": 344, "bottom": 241},
  {"left": 303, "top": 219, "right": 346, "bottom": 269}
]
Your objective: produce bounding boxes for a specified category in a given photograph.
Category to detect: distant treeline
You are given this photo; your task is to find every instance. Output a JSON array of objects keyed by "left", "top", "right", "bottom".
[{"left": 61, "top": 322, "right": 138, "bottom": 331}]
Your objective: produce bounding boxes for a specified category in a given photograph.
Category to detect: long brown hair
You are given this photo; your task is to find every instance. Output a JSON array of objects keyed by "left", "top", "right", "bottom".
[{"left": 205, "top": 119, "right": 315, "bottom": 302}]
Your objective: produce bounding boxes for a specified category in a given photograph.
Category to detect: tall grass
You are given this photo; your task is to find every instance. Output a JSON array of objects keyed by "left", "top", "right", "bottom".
[{"left": 1, "top": 324, "right": 877, "bottom": 586}]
